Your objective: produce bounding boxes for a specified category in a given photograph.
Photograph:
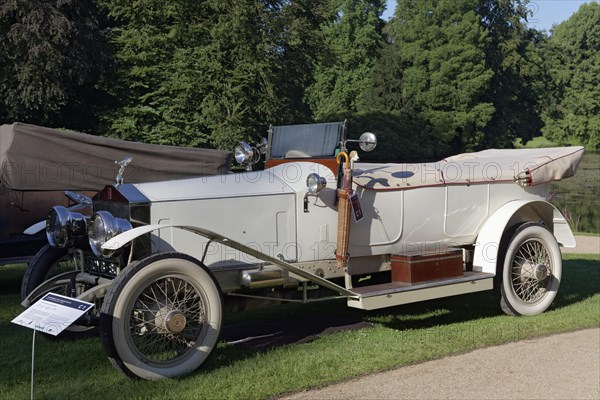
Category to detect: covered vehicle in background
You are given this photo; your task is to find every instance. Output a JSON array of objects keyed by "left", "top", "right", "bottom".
[
  {"left": 21, "top": 121, "right": 584, "bottom": 380},
  {"left": 0, "top": 122, "right": 231, "bottom": 264}
]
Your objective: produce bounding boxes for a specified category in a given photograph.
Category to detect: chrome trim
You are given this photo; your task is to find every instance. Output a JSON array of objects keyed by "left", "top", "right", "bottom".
[{"left": 89, "top": 211, "right": 133, "bottom": 257}]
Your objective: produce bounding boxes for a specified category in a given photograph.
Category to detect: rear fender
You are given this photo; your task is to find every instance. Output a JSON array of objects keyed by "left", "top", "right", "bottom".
[{"left": 473, "top": 200, "right": 575, "bottom": 274}]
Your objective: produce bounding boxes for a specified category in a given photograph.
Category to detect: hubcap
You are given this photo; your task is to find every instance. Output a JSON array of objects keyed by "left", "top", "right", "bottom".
[
  {"left": 165, "top": 311, "right": 187, "bottom": 333},
  {"left": 155, "top": 307, "right": 188, "bottom": 334},
  {"left": 533, "top": 264, "right": 549, "bottom": 281}
]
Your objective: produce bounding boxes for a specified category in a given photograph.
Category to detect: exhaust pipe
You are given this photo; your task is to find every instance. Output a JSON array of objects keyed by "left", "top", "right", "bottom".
[{"left": 240, "top": 268, "right": 297, "bottom": 289}]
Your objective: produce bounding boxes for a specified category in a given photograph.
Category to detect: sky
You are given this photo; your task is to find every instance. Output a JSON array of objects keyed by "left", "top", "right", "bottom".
[{"left": 382, "top": 0, "right": 593, "bottom": 32}]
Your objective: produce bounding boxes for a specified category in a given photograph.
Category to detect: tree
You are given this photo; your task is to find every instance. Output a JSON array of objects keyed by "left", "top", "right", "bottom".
[
  {"left": 306, "top": 0, "right": 386, "bottom": 119},
  {"left": 325, "top": 110, "right": 435, "bottom": 161},
  {"left": 477, "top": 0, "right": 546, "bottom": 149},
  {"left": 365, "top": 40, "right": 407, "bottom": 113},
  {"left": 100, "top": 0, "right": 331, "bottom": 149},
  {"left": 201, "top": 0, "right": 331, "bottom": 149},
  {"left": 541, "top": 2, "right": 599, "bottom": 149},
  {"left": 367, "top": 0, "right": 494, "bottom": 156},
  {"left": 0, "top": 0, "right": 108, "bottom": 131},
  {"left": 97, "top": 0, "right": 209, "bottom": 145},
  {"left": 369, "top": 0, "right": 551, "bottom": 154}
]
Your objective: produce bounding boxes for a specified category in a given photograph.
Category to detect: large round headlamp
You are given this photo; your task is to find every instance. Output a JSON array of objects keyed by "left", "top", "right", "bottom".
[
  {"left": 306, "top": 173, "right": 327, "bottom": 194},
  {"left": 234, "top": 141, "right": 254, "bottom": 165},
  {"left": 46, "top": 206, "right": 88, "bottom": 248},
  {"left": 46, "top": 206, "right": 70, "bottom": 247},
  {"left": 88, "top": 211, "right": 132, "bottom": 257}
]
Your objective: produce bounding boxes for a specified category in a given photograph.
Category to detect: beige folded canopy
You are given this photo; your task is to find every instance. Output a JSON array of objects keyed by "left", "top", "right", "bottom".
[
  {"left": 443, "top": 147, "right": 585, "bottom": 186},
  {"left": 0, "top": 123, "right": 232, "bottom": 191},
  {"left": 353, "top": 146, "right": 585, "bottom": 190}
]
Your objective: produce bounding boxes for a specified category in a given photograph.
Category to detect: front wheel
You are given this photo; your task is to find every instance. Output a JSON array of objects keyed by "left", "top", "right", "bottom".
[
  {"left": 100, "top": 253, "right": 222, "bottom": 380},
  {"left": 499, "top": 223, "right": 562, "bottom": 316},
  {"left": 21, "top": 244, "right": 98, "bottom": 340}
]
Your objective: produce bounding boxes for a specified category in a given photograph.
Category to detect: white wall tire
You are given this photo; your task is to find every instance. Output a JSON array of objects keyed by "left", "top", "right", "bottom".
[
  {"left": 100, "top": 253, "right": 222, "bottom": 380},
  {"left": 499, "top": 223, "right": 562, "bottom": 316}
]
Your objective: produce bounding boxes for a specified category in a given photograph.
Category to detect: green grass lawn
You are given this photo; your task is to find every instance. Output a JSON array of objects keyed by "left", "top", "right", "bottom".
[{"left": 1, "top": 254, "right": 599, "bottom": 400}]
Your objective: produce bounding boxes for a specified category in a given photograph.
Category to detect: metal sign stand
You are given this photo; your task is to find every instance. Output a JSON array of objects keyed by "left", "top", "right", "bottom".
[
  {"left": 30, "top": 329, "right": 36, "bottom": 400},
  {"left": 12, "top": 293, "right": 94, "bottom": 399}
]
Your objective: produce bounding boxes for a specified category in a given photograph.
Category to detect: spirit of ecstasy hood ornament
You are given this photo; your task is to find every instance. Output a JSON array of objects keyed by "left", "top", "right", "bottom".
[{"left": 115, "top": 156, "right": 132, "bottom": 185}]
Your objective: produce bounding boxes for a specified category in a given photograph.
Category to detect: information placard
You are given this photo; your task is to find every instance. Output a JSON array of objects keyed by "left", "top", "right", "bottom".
[{"left": 12, "top": 293, "right": 93, "bottom": 336}]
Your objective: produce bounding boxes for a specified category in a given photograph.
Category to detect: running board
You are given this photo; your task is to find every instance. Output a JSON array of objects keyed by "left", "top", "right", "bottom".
[{"left": 347, "top": 272, "right": 494, "bottom": 310}]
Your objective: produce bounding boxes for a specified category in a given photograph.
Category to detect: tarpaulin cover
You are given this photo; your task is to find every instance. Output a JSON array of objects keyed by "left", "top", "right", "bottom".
[{"left": 0, "top": 123, "right": 232, "bottom": 191}]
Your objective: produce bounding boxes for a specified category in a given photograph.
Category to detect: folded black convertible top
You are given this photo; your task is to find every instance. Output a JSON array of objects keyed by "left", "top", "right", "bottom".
[{"left": 0, "top": 123, "right": 232, "bottom": 191}]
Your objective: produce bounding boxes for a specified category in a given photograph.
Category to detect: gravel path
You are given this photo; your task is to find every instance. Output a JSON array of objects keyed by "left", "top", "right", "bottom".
[
  {"left": 281, "top": 328, "right": 600, "bottom": 400},
  {"left": 561, "top": 235, "right": 600, "bottom": 255},
  {"left": 279, "top": 236, "right": 599, "bottom": 400}
]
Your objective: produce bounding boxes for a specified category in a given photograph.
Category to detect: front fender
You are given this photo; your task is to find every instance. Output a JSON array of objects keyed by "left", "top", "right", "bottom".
[
  {"left": 24, "top": 220, "right": 46, "bottom": 235},
  {"left": 473, "top": 200, "right": 575, "bottom": 274}
]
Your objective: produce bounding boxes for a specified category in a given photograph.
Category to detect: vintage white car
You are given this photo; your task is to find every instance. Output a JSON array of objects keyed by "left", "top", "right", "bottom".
[{"left": 21, "top": 121, "right": 584, "bottom": 380}]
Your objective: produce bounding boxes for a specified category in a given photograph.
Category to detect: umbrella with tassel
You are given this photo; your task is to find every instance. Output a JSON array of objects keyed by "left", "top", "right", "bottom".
[{"left": 335, "top": 151, "right": 353, "bottom": 270}]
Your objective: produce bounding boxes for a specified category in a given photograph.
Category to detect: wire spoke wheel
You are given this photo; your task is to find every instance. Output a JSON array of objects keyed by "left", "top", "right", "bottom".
[
  {"left": 500, "top": 223, "right": 562, "bottom": 316},
  {"left": 511, "top": 239, "right": 552, "bottom": 303},
  {"left": 128, "top": 275, "right": 207, "bottom": 364},
  {"left": 101, "top": 253, "right": 222, "bottom": 380}
]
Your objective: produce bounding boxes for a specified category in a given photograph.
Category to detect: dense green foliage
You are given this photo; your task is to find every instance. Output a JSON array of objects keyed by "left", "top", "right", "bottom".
[
  {"left": 367, "top": 0, "right": 552, "bottom": 156},
  {"left": 477, "top": 0, "right": 546, "bottom": 149},
  {"left": 306, "top": 0, "right": 386, "bottom": 119},
  {"left": 0, "top": 0, "right": 598, "bottom": 152},
  {"left": 0, "top": 0, "right": 108, "bottom": 131},
  {"left": 541, "top": 2, "right": 599, "bottom": 149},
  {"left": 324, "top": 110, "right": 435, "bottom": 161},
  {"left": 99, "top": 0, "right": 330, "bottom": 148},
  {"left": 369, "top": 0, "right": 494, "bottom": 156}
]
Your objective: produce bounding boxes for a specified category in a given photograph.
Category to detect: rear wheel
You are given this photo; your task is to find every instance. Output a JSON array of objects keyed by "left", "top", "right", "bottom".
[
  {"left": 499, "top": 223, "right": 562, "bottom": 316},
  {"left": 100, "top": 253, "right": 222, "bottom": 380}
]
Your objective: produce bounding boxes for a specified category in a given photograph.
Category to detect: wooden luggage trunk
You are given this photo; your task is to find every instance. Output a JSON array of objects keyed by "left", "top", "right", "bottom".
[{"left": 391, "top": 249, "right": 464, "bottom": 284}]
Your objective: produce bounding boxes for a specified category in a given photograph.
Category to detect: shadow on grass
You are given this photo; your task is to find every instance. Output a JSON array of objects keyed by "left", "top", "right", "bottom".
[
  {"left": 2, "top": 258, "right": 597, "bottom": 391},
  {"left": 206, "top": 257, "right": 600, "bottom": 372},
  {"left": 371, "top": 258, "right": 600, "bottom": 330},
  {"left": 553, "top": 257, "right": 600, "bottom": 306},
  {"left": 0, "top": 263, "right": 26, "bottom": 294}
]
